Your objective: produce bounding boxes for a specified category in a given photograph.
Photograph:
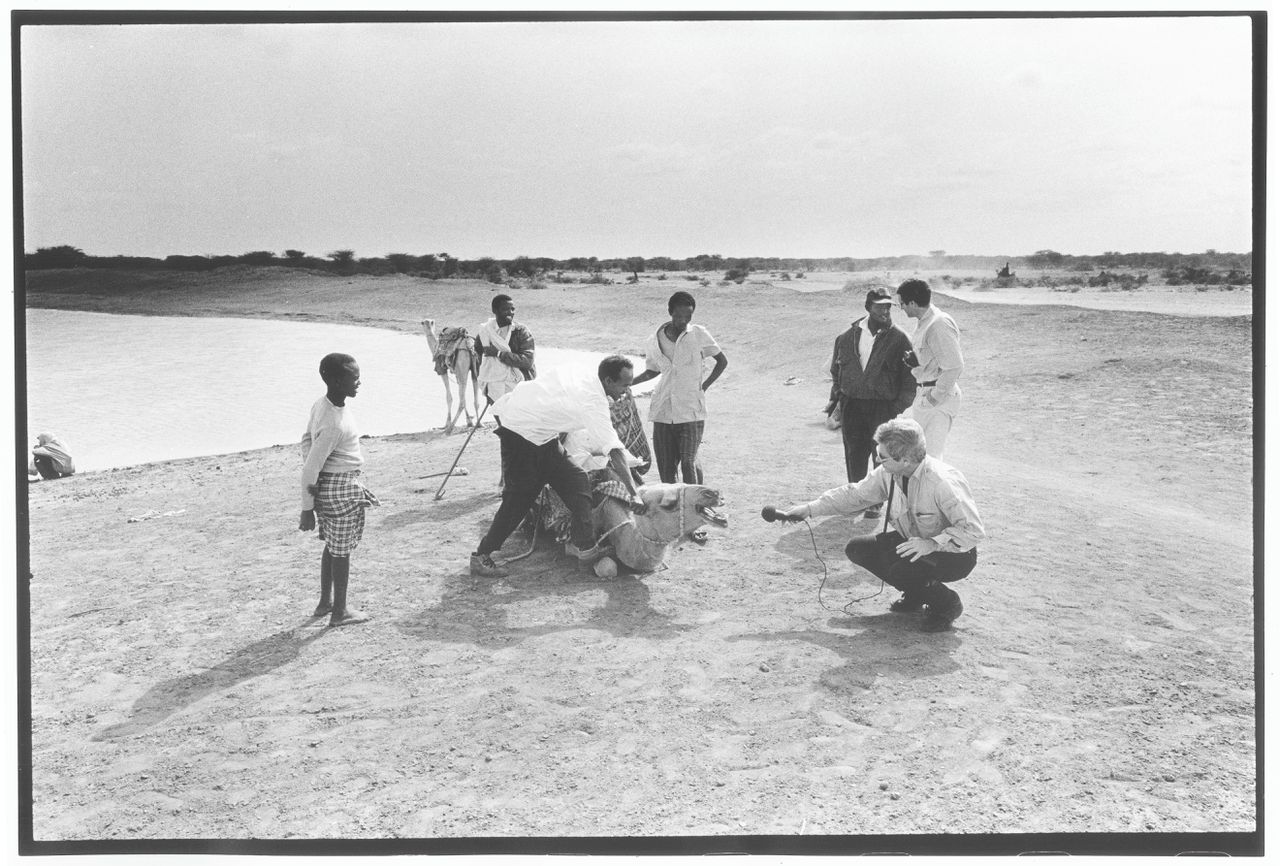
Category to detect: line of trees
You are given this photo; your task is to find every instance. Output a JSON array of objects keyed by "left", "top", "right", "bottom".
[{"left": 24, "top": 244, "right": 1253, "bottom": 282}]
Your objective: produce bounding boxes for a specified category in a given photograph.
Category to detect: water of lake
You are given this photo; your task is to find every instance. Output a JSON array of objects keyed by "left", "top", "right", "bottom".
[{"left": 24, "top": 310, "right": 642, "bottom": 472}]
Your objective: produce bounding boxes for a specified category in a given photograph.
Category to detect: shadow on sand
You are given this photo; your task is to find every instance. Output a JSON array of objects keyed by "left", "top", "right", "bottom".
[
  {"left": 93, "top": 620, "right": 326, "bottom": 741},
  {"left": 731, "top": 611, "right": 962, "bottom": 692},
  {"left": 394, "top": 544, "right": 691, "bottom": 648},
  {"left": 773, "top": 514, "right": 879, "bottom": 565},
  {"left": 380, "top": 489, "right": 498, "bottom": 528}
]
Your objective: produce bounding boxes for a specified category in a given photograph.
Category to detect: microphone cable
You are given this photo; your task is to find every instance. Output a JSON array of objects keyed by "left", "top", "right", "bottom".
[{"left": 797, "top": 516, "right": 885, "bottom": 615}]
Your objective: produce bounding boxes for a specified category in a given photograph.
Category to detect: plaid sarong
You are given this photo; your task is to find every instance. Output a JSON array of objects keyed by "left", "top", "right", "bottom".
[
  {"left": 315, "top": 470, "right": 378, "bottom": 556},
  {"left": 652, "top": 420, "right": 704, "bottom": 484},
  {"left": 610, "top": 390, "right": 651, "bottom": 476}
]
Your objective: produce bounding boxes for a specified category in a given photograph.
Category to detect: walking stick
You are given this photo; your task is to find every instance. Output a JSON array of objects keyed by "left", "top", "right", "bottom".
[{"left": 434, "top": 401, "right": 490, "bottom": 500}]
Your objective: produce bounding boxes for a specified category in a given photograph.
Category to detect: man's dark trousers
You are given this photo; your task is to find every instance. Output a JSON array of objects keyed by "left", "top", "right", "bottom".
[
  {"left": 478, "top": 426, "right": 594, "bottom": 555},
  {"left": 840, "top": 396, "right": 898, "bottom": 482},
  {"left": 844, "top": 531, "right": 976, "bottom": 610}
]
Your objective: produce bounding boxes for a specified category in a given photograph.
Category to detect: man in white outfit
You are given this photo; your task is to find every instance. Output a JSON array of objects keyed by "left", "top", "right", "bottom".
[
  {"left": 474, "top": 293, "right": 535, "bottom": 404},
  {"left": 895, "top": 279, "right": 964, "bottom": 457}
]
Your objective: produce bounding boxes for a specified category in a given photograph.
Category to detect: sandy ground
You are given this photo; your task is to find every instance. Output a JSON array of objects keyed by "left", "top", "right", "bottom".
[{"left": 23, "top": 269, "right": 1256, "bottom": 848}]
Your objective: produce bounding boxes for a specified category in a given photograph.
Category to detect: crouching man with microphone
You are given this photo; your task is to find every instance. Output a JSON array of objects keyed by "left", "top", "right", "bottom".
[{"left": 774, "top": 417, "right": 984, "bottom": 632}]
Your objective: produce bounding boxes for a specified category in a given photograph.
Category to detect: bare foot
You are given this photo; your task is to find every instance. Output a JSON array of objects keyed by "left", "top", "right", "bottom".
[
  {"left": 328, "top": 608, "right": 370, "bottom": 628},
  {"left": 311, "top": 602, "right": 332, "bottom": 617}
]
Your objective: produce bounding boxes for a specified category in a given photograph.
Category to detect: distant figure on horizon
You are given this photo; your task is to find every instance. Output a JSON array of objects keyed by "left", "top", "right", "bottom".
[
  {"left": 29, "top": 432, "right": 75, "bottom": 480},
  {"left": 896, "top": 279, "right": 964, "bottom": 457},
  {"left": 631, "top": 291, "right": 728, "bottom": 487},
  {"left": 997, "top": 262, "right": 1011, "bottom": 278},
  {"left": 299, "top": 353, "right": 380, "bottom": 628}
]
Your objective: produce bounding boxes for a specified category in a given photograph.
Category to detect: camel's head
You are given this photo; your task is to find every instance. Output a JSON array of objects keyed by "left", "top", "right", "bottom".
[{"left": 636, "top": 483, "right": 728, "bottom": 544}]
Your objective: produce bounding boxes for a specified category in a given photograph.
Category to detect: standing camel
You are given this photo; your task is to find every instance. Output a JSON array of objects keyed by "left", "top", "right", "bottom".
[{"left": 422, "top": 319, "right": 482, "bottom": 432}]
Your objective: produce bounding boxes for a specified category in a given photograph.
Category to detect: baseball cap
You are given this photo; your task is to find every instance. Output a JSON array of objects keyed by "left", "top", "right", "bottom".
[{"left": 865, "top": 287, "right": 894, "bottom": 305}]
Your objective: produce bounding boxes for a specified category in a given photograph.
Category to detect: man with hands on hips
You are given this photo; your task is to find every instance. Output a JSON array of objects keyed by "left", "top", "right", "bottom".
[{"left": 776, "top": 417, "right": 983, "bottom": 633}]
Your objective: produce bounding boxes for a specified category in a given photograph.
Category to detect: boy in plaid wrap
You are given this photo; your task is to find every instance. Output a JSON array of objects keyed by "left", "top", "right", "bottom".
[{"left": 299, "top": 353, "right": 379, "bottom": 627}]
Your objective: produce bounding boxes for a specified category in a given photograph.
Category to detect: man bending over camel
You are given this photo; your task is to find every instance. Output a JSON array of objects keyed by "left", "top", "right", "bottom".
[{"left": 470, "top": 355, "right": 646, "bottom": 578}]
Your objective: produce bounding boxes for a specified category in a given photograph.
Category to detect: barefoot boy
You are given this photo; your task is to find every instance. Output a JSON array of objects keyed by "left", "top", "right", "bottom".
[{"left": 299, "top": 353, "right": 379, "bottom": 627}]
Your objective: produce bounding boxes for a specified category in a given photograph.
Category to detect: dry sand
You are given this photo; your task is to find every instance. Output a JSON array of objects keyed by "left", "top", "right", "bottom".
[{"left": 23, "top": 269, "right": 1256, "bottom": 847}]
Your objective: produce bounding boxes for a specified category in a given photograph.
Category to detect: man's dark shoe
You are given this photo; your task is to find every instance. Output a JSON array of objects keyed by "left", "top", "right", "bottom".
[
  {"left": 889, "top": 596, "right": 924, "bottom": 614},
  {"left": 470, "top": 552, "right": 509, "bottom": 578},
  {"left": 921, "top": 600, "right": 963, "bottom": 632}
]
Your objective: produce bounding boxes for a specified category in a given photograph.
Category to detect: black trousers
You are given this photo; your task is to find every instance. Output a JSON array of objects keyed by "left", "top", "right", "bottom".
[
  {"left": 33, "top": 455, "right": 67, "bottom": 480},
  {"left": 844, "top": 531, "right": 977, "bottom": 610},
  {"left": 840, "top": 397, "right": 898, "bottom": 483},
  {"left": 478, "top": 427, "right": 594, "bottom": 555}
]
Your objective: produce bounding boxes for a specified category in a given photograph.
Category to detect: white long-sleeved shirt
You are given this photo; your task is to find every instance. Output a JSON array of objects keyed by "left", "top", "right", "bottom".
[
  {"left": 804, "top": 456, "right": 984, "bottom": 552},
  {"left": 492, "top": 366, "right": 626, "bottom": 455},
  {"left": 910, "top": 305, "right": 964, "bottom": 398},
  {"left": 300, "top": 395, "right": 364, "bottom": 509}
]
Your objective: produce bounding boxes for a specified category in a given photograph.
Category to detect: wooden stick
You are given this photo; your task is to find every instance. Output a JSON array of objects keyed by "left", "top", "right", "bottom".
[{"left": 434, "top": 401, "right": 490, "bottom": 500}]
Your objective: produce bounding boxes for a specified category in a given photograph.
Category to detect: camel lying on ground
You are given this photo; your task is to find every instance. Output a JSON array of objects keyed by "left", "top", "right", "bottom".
[
  {"left": 531, "top": 468, "right": 728, "bottom": 576},
  {"left": 594, "top": 480, "right": 729, "bottom": 575},
  {"left": 422, "top": 318, "right": 482, "bottom": 432}
]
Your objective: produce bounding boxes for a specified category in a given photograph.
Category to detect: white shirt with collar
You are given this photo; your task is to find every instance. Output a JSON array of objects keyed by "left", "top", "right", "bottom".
[
  {"left": 909, "top": 304, "right": 964, "bottom": 398},
  {"left": 802, "top": 455, "right": 984, "bottom": 552},
  {"left": 492, "top": 366, "right": 627, "bottom": 455}
]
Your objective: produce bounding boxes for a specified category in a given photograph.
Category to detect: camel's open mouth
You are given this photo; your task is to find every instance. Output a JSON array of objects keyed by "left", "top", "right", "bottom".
[{"left": 697, "top": 504, "right": 729, "bottom": 527}]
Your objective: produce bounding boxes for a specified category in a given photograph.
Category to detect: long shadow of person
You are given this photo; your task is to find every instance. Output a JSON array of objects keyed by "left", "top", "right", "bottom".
[
  {"left": 394, "top": 546, "right": 692, "bottom": 648},
  {"left": 93, "top": 620, "right": 326, "bottom": 741},
  {"left": 380, "top": 490, "right": 497, "bottom": 529}
]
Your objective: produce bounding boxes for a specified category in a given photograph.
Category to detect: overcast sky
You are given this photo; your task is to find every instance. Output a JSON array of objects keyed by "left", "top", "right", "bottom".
[{"left": 19, "top": 15, "right": 1255, "bottom": 261}]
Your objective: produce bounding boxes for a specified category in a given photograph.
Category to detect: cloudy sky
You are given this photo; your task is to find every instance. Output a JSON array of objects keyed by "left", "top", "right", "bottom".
[{"left": 19, "top": 14, "right": 1255, "bottom": 261}]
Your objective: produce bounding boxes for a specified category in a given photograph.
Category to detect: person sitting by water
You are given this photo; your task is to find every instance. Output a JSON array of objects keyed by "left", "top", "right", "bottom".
[
  {"left": 30, "top": 432, "right": 75, "bottom": 480},
  {"left": 299, "top": 353, "right": 380, "bottom": 628}
]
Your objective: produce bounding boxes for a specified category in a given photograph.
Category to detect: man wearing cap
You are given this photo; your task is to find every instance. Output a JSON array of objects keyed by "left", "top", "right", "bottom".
[
  {"left": 828, "top": 287, "right": 917, "bottom": 518},
  {"left": 895, "top": 278, "right": 964, "bottom": 457}
]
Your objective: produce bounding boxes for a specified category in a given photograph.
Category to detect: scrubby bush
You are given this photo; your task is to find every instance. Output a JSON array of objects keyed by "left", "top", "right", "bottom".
[
  {"left": 684, "top": 274, "right": 700, "bottom": 281},
  {"left": 724, "top": 267, "right": 750, "bottom": 284}
]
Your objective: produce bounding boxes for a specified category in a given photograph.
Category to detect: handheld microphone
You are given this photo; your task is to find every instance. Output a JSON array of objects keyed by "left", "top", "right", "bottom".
[{"left": 761, "top": 505, "right": 799, "bottom": 523}]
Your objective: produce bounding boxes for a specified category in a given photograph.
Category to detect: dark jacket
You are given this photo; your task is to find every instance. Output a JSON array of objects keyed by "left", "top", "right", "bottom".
[
  {"left": 475, "top": 322, "right": 536, "bottom": 380},
  {"left": 829, "top": 317, "right": 915, "bottom": 413}
]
